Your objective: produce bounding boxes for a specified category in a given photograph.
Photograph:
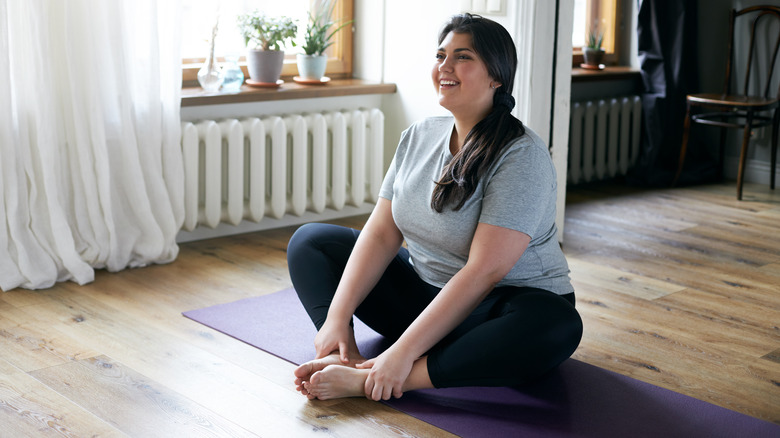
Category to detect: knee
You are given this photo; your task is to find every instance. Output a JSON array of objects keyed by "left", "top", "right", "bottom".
[
  {"left": 502, "top": 292, "right": 583, "bottom": 355},
  {"left": 287, "top": 223, "right": 326, "bottom": 263},
  {"left": 552, "top": 304, "right": 583, "bottom": 353},
  {"left": 287, "top": 222, "right": 358, "bottom": 269},
  {"left": 538, "top": 294, "right": 583, "bottom": 351}
]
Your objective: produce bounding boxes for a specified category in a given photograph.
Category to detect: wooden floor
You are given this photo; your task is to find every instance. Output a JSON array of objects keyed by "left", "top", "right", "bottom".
[{"left": 1, "top": 181, "right": 778, "bottom": 437}]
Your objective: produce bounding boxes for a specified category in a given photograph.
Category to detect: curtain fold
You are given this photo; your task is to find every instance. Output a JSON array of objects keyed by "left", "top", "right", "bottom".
[
  {"left": 0, "top": 0, "right": 184, "bottom": 291},
  {"left": 629, "top": 0, "right": 712, "bottom": 186}
]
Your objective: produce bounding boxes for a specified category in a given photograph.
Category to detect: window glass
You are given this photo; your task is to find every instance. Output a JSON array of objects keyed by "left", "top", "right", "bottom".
[
  {"left": 182, "top": 0, "right": 310, "bottom": 60},
  {"left": 572, "top": 0, "right": 616, "bottom": 52},
  {"left": 181, "top": 0, "right": 353, "bottom": 84},
  {"left": 572, "top": 0, "right": 587, "bottom": 49}
]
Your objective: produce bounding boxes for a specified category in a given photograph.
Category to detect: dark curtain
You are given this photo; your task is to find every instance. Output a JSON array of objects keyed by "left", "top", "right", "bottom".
[{"left": 628, "top": 0, "right": 715, "bottom": 186}]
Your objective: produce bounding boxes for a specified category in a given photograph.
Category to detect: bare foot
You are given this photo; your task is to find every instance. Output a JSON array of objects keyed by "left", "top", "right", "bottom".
[
  {"left": 304, "top": 366, "right": 370, "bottom": 400},
  {"left": 294, "top": 352, "right": 365, "bottom": 397}
]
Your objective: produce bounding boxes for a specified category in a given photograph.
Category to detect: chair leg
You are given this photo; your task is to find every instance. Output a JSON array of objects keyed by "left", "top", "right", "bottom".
[
  {"left": 771, "top": 109, "right": 778, "bottom": 190},
  {"left": 736, "top": 113, "right": 754, "bottom": 201},
  {"left": 673, "top": 103, "right": 692, "bottom": 187}
]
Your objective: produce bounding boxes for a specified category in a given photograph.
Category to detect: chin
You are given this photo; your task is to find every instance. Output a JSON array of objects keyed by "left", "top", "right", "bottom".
[{"left": 437, "top": 96, "right": 453, "bottom": 111}]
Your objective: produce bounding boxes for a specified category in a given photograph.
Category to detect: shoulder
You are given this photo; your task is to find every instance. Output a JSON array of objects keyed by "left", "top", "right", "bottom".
[
  {"left": 495, "top": 126, "right": 551, "bottom": 165},
  {"left": 506, "top": 126, "right": 548, "bottom": 154},
  {"left": 491, "top": 126, "right": 556, "bottom": 182}
]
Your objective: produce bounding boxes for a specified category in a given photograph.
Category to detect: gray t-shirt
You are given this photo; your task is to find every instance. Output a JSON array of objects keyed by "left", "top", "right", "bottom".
[{"left": 379, "top": 116, "right": 573, "bottom": 295}]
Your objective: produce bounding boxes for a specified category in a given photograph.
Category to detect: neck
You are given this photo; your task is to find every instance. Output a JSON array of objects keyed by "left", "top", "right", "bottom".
[{"left": 450, "top": 110, "right": 489, "bottom": 154}]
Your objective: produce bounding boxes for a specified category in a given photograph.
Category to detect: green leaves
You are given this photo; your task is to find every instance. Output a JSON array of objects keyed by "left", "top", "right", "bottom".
[
  {"left": 236, "top": 1, "right": 352, "bottom": 55},
  {"left": 587, "top": 28, "right": 603, "bottom": 50},
  {"left": 237, "top": 11, "right": 298, "bottom": 52},
  {"left": 301, "top": 0, "right": 352, "bottom": 56}
]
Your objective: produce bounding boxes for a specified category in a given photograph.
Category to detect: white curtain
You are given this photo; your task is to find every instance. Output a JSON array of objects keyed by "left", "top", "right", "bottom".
[{"left": 0, "top": 0, "right": 184, "bottom": 291}]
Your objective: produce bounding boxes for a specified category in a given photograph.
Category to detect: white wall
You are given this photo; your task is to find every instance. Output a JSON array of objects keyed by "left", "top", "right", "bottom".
[{"left": 355, "top": 0, "right": 463, "bottom": 164}]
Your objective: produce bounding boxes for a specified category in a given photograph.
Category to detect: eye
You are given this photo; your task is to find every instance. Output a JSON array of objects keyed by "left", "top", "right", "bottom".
[{"left": 435, "top": 53, "right": 445, "bottom": 60}]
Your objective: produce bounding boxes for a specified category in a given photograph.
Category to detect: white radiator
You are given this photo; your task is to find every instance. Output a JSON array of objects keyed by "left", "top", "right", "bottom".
[
  {"left": 179, "top": 109, "right": 384, "bottom": 232},
  {"left": 568, "top": 96, "right": 642, "bottom": 184}
]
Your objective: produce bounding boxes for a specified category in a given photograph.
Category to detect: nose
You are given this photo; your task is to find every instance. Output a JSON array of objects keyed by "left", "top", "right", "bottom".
[{"left": 438, "top": 55, "right": 453, "bottom": 72}]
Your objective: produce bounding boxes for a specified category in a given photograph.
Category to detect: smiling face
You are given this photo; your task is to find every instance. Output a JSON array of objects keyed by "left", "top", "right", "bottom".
[{"left": 431, "top": 31, "right": 497, "bottom": 122}]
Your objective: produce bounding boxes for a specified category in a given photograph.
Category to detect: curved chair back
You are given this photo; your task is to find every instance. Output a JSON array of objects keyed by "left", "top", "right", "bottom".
[{"left": 723, "top": 6, "right": 780, "bottom": 99}]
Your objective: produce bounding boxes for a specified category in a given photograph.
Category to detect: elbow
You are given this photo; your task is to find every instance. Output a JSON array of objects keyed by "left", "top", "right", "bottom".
[{"left": 462, "top": 261, "right": 513, "bottom": 291}]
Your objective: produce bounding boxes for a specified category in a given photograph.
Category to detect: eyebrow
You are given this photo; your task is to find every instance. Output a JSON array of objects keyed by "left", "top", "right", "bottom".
[{"left": 436, "top": 47, "right": 476, "bottom": 53}]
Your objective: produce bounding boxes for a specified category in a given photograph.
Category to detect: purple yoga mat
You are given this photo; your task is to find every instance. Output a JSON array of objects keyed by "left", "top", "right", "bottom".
[{"left": 183, "top": 289, "right": 779, "bottom": 438}]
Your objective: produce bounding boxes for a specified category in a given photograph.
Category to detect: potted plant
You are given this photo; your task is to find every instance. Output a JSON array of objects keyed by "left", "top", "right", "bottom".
[
  {"left": 296, "top": 0, "right": 352, "bottom": 81},
  {"left": 237, "top": 11, "right": 297, "bottom": 84},
  {"left": 582, "top": 27, "right": 605, "bottom": 68}
]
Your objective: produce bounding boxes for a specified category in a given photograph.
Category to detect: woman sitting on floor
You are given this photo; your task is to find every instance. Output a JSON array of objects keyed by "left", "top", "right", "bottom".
[{"left": 286, "top": 13, "right": 583, "bottom": 401}]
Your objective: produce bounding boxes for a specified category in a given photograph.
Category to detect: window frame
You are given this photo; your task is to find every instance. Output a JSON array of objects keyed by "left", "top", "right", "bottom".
[
  {"left": 572, "top": 0, "right": 621, "bottom": 66},
  {"left": 182, "top": 0, "right": 353, "bottom": 86}
]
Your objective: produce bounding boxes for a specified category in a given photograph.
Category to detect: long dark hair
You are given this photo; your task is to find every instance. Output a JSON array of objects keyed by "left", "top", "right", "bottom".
[{"left": 431, "top": 13, "right": 525, "bottom": 212}]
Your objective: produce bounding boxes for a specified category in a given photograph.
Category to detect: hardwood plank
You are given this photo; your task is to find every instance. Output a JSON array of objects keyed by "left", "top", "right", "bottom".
[
  {"left": 763, "top": 349, "right": 780, "bottom": 364},
  {"left": 566, "top": 248, "right": 780, "bottom": 311},
  {"left": 563, "top": 208, "right": 780, "bottom": 305},
  {"left": 758, "top": 262, "right": 780, "bottom": 275},
  {"left": 577, "top": 278, "right": 777, "bottom": 356},
  {"left": 653, "top": 289, "right": 779, "bottom": 353},
  {"left": 0, "top": 288, "right": 53, "bottom": 308},
  {"left": 30, "top": 355, "right": 256, "bottom": 437},
  {"left": 572, "top": 283, "right": 776, "bottom": 359},
  {"left": 0, "top": 357, "right": 125, "bottom": 437},
  {"left": 568, "top": 258, "right": 686, "bottom": 300},
  {"left": 0, "top": 304, "right": 99, "bottom": 372},
  {"left": 564, "top": 205, "right": 779, "bottom": 267},
  {"left": 756, "top": 208, "right": 780, "bottom": 220}
]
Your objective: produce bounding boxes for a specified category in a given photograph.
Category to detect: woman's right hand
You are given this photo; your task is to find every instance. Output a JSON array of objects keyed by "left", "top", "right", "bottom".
[{"left": 313, "top": 318, "right": 354, "bottom": 363}]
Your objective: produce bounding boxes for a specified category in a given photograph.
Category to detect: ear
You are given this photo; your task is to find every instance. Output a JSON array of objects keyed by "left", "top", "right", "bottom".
[{"left": 490, "top": 82, "right": 502, "bottom": 89}]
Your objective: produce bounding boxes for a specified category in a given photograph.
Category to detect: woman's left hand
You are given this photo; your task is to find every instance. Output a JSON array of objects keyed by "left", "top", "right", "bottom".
[{"left": 356, "top": 347, "right": 414, "bottom": 400}]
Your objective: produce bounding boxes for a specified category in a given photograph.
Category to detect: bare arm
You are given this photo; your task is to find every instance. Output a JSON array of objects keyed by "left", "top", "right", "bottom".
[
  {"left": 359, "top": 222, "right": 531, "bottom": 399},
  {"left": 398, "top": 222, "right": 530, "bottom": 353},
  {"left": 315, "top": 197, "right": 404, "bottom": 361}
]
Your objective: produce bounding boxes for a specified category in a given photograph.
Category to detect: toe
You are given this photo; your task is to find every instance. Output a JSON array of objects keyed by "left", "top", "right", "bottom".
[{"left": 294, "top": 362, "right": 313, "bottom": 379}]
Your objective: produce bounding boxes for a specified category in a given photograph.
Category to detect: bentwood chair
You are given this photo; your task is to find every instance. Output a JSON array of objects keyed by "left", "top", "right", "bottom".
[{"left": 674, "top": 5, "right": 780, "bottom": 200}]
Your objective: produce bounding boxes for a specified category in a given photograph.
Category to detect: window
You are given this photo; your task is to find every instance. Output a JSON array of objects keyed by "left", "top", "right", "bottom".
[
  {"left": 181, "top": 0, "right": 353, "bottom": 86},
  {"left": 572, "top": 0, "right": 620, "bottom": 66}
]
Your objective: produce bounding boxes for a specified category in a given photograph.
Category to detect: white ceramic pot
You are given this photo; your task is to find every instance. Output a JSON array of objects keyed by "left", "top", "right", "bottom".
[{"left": 296, "top": 54, "right": 328, "bottom": 80}]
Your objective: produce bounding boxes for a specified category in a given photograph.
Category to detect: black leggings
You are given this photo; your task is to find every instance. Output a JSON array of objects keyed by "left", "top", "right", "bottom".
[{"left": 287, "top": 222, "right": 583, "bottom": 388}]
